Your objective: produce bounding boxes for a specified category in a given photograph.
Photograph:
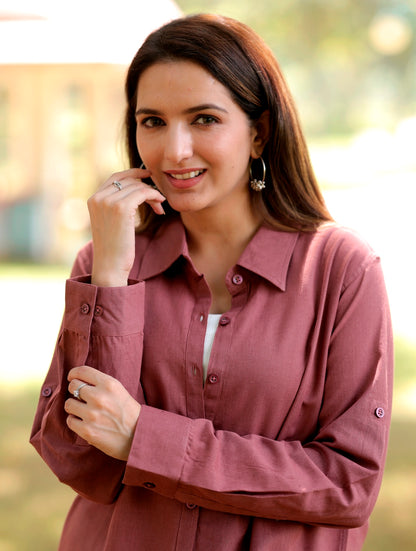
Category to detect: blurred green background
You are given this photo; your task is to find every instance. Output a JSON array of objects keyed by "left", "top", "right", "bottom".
[{"left": 1, "top": 0, "right": 415, "bottom": 549}]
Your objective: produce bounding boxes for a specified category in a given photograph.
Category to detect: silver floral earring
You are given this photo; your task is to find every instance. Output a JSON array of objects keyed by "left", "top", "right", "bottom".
[{"left": 249, "top": 156, "right": 266, "bottom": 191}]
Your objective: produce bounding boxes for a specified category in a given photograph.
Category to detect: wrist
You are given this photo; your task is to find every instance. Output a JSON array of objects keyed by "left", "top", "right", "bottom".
[{"left": 91, "top": 267, "right": 129, "bottom": 287}]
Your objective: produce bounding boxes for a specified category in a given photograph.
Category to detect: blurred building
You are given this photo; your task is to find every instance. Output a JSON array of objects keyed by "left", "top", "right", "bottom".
[{"left": 0, "top": 0, "right": 182, "bottom": 263}]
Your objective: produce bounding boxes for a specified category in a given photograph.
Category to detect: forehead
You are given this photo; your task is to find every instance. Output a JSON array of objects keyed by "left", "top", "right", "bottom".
[{"left": 135, "top": 60, "right": 234, "bottom": 107}]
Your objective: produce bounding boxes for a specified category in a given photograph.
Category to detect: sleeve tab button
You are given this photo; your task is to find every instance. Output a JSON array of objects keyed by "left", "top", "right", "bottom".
[{"left": 375, "top": 407, "right": 385, "bottom": 419}]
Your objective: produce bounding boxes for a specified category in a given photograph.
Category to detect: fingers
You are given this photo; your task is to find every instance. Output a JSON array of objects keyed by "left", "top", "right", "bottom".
[
  {"left": 96, "top": 168, "right": 166, "bottom": 214},
  {"left": 66, "top": 369, "right": 102, "bottom": 417},
  {"left": 105, "top": 166, "right": 152, "bottom": 186},
  {"left": 65, "top": 366, "right": 141, "bottom": 459},
  {"left": 67, "top": 367, "right": 104, "bottom": 419},
  {"left": 94, "top": 175, "right": 165, "bottom": 204},
  {"left": 67, "top": 366, "right": 119, "bottom": 400},
  {"left": 68, "top": 365, "right": 102, "bottom": 385},
  {"left": 98, "top": 167, "right": 150, "bottom": 193},
  {"left": 87, "top": 167, "right": 165, "bottom": 286}
]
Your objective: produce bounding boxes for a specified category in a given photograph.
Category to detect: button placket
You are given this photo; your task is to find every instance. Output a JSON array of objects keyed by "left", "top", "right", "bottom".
[
  {"left": 185, "top": 298, "right": 211, "bottom": 418},
  {"left": 219, "top": 316, "right": 231, "bottom": 326},
  {"left": 207, "top": 373, "right": 219, "bottom": 385}
]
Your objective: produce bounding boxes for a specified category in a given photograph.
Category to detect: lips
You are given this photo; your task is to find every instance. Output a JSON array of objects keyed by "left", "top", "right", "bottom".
[
  {"left": 164, "top": 168, "right": 206, "bottom": 189},
  {"left": 169, "top": 169, "right": 204, "bottom": 180}
]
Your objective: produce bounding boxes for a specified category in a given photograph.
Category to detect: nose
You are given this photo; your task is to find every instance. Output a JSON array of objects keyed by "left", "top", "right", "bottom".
[{"left": 164, "top": 123, "right": 193, "bottom": 164}]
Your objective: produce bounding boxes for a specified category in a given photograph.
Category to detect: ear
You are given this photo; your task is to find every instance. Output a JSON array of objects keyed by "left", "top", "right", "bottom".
[{"left": 250, "top": 110, "right": 270, "bottom": 158}]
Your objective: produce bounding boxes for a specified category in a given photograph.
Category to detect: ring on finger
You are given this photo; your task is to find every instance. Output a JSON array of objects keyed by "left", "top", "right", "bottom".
[
  {"left": 73, "top": 382, "right": 89, "bottom": 400},
  {"left": 112, "top": 180, "right": 122, "bottom": 191}
]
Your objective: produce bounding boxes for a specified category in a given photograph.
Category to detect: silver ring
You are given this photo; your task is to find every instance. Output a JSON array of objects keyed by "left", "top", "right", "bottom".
[
  {"left": 112, "top": 180, "right": 122, "bottom": 191},
  {"left": 73, "top": 382, "right": 88, "bottom": 400}
]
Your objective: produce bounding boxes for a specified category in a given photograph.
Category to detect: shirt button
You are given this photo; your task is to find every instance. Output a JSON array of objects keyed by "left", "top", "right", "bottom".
[
  {"left": 186, "top": 503, "right": 197, "bottom": 510},
  {"left": 143, "top": 482, "right": 156, "bottom": 489},
  {"left": 94, "top": 305, "right": 103, "bottom": 317},
  {"left": 219, "top": 316, "right": 230, "bottom": 326},
  {"left": 80, "top": 303, "right": 90, "bottom": 315},
  {"left": 375, "top": 407, "right": 385, "bottom": 419},
  {"left": 208, "top": 373, "right": 219, "bottom": 384},
  {"left": 232, "top": 274, "right": 244, "bottom": 285},
  {"left": 41, "top": 386, "right": 52, "bottom": 397}
]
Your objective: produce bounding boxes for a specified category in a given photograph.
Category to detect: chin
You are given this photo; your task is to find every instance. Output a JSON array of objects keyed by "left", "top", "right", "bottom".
[{"left": 166, "top": 196, "right": 208, "bottom": 214}]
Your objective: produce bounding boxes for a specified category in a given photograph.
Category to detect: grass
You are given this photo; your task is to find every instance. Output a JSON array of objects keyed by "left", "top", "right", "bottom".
[
  {"left": 0, "top": 338, "right": 415, "bottom": 550},
  {"left": 0, "top": 263, "right": 70, "bottom": 280},
  {"left": 0, "top": 386, "right": 73, "bottom": 551},
  {"left": 362, "top": 337, "right": 416, "bottom": 551}
]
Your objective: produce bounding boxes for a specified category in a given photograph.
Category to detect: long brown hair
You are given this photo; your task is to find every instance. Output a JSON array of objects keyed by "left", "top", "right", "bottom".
[{"left": 124, "top": 14, "right": 332, "bottom": 232}]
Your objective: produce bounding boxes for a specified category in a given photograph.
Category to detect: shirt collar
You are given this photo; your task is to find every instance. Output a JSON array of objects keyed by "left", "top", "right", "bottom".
[
  {"left": 137, "top": 217, "right": 299, "bottom": 291},
  {"left": 237, "top": 225, "right": 298, "bottom": 291},
  {"left": 138, "top": 218, "right": 189, "bottom": 281}
]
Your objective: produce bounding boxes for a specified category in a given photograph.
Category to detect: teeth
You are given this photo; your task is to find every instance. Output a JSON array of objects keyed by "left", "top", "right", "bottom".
[{"left": 170, "top": 170, "right": 203, "bottom": 180}]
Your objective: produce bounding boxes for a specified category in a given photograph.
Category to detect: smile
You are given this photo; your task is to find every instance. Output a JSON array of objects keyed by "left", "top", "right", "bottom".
[{"left": 168, "top": 170, "right": 205, "bottom": 180}]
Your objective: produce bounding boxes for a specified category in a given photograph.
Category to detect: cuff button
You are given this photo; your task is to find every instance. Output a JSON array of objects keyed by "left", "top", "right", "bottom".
[{"left": 143, "top": 482, "right": 156, "bottom": 489}]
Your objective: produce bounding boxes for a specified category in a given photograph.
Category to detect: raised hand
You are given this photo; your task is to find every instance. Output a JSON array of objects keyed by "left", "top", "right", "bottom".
[{"left": 87, "top": 167, "right": 166, "bottom": 287}]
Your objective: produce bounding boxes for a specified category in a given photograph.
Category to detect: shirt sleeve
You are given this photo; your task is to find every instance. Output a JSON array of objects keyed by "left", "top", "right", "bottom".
[
  {"left": 30, "top": 242, "right": 146, "bottom": 504},
  {"left": 123, "top": 251, "right": 393, "bottom": 528}
]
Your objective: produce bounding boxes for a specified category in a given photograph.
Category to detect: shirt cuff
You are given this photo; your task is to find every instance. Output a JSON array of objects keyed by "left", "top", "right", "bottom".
[
  {"left": 123, "top": 405, "right": 192, "bottom": 497},
  {"left": 63, "top": 276, "right": 145, "bottom": 337}
]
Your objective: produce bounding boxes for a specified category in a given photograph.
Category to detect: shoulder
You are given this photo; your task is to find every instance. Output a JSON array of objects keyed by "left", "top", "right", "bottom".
[
  {"left": 297, "top": 223, "right": 380, "bottom": 289},
  {"left": 313, "top": 223, "right": 376, "bottom": 257}
]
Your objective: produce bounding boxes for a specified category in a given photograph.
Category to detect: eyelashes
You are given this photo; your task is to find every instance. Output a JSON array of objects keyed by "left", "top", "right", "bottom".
[
  {"left": 139, "top": 114, "right": 220, "bottom": 128},
  {"left": 193, "top": 115, "right": 219, "bottom": 125},
  {"left": 141, "top": 116, "right": 164, "bottom": 128}
]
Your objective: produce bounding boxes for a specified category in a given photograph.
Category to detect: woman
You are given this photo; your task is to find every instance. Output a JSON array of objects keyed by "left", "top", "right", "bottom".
[{"left": 31, "top": 14, "right": 393, "bottom": 551}]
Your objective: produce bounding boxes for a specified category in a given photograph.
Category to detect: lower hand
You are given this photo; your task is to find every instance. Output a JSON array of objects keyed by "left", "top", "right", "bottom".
[{"left": 65, "top": 366, "right": 141, "bottom": 461}]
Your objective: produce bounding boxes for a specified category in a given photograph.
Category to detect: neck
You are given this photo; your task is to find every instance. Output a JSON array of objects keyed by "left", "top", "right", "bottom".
[{"left": 181, "top": 199, "right": 261, "bottom": 257}]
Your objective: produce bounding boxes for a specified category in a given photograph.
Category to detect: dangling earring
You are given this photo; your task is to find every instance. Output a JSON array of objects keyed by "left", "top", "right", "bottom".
[
  {"left": 139, "top": 162, "right": 146, "bottom": 169},
  {"left": 250, "top": 156, "right": 266, "bottom": 191}
]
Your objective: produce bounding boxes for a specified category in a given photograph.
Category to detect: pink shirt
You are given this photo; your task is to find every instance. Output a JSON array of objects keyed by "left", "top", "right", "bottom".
[{"left": 30, "top": 219, "right": 393, "bottom": 550}]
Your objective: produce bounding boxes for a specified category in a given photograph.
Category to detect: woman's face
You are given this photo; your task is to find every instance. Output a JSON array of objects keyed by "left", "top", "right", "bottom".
[{"left": 135, "top": 60, "right": 260, "bottom": 216}]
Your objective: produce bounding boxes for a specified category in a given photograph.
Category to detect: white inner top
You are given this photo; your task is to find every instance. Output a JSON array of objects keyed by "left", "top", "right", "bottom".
[{"left": 202, "top": 314, "right": 222, "bottom": 381}]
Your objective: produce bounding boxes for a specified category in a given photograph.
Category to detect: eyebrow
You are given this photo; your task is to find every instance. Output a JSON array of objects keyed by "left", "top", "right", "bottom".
[{"left": 135, "top": 103, "right": 229, "bottom": 117}]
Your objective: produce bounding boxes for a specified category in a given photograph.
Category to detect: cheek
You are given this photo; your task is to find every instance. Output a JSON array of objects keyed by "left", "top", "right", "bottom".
[
  {"left": 211, "top": 138, "right": 252, "bottom": 174},
  {"left": 210, "top": 126, "right": 253, "bottom": 158},
  {"left": 136, "top": 135, "right": 159, "bottom": 167}
]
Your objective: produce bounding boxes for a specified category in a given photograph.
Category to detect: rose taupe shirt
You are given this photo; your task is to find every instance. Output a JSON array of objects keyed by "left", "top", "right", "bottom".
[{"left": 31, "top": 219, "right": 393, "bottom": 550}]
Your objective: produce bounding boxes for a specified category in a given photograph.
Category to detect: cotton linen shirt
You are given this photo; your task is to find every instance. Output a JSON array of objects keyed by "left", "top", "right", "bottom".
[{"left": 30, "top": 218, "right": 393, "bottom": 551}]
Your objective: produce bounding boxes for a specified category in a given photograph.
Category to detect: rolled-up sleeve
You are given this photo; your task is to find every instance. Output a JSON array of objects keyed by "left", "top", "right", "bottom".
[{"left": 30, "top": 244, "right": 146, "bottom": 504}]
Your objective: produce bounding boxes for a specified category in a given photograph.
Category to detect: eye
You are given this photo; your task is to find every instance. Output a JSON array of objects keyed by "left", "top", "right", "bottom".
[
  {"left": 193, "top": 114, "right": 219, "bottom": 126},
  {"left": 141, "top": 116, "right": 165, "bottom": 128}
]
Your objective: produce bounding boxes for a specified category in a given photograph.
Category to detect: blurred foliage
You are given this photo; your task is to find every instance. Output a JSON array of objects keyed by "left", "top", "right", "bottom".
[
  {"left": 394, "top": 336, "right": 416, "bottom": 385},
  {"left": 176, "top": 0, "right": 416, "bottom": 137}
]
